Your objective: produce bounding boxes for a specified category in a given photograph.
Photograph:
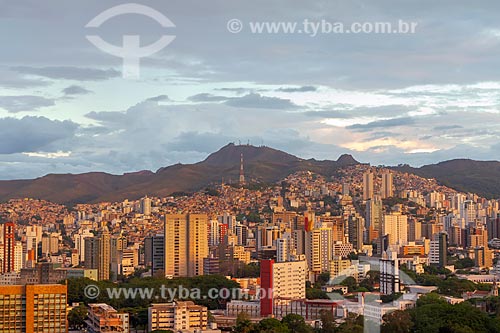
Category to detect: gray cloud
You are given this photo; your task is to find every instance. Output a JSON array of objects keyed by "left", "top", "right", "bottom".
[
  {"left": 215, "top": 88, "right": 252, "bottom": 95},
  {"left": 0, "top": 95, "right": 55, "bottom": 113},
  {"left": 365, "top": 131, "right": 401, "bottom": 140},
  {"left": 62, "top": 85, "right": 93, "bottom": 95},
  {"left": 188, "top": 93, "right": 228, "bottom": 102},
  {"left": 433, "top": 125, "right": 463, "bottom": 131},
  {"left": 85, "top": 111, "right": 125, "bottom": 123},
  {"left": 347, "top": 117, "right": 416, "bottom": 132},
  {"left": 145, "top": 95, "right": 171, "bottom": 103},
  {"left": 305, "top": 110, "right": 352, "bottom": 119},
  {"left": 0, "top": 69, "right": 51, "bottom": 89},
  {"left": 0, "top": 116, "right": 78, "bottom": 154},
  {"left": 225, "top": 93, "right": 297, "bottom": 109},
  {"left": 305, "top": 105, "right": 413, "bottom": 119},
  {"left": 12, "top": 66, "right": 120, "bottom": 81},
  {"left": 276, "top": 86, "right": 317, "bottom": 93}
]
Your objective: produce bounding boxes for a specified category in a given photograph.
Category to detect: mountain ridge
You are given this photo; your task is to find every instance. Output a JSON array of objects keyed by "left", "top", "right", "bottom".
[
  {"left": 392, "top": 158, "right": 500, "bottom": 199},
  {"left": 0, "top": 143, "right": 498, "bottom": 204},
  {"left": 0, "top": 143, "right": 359, "bottom": 204}
]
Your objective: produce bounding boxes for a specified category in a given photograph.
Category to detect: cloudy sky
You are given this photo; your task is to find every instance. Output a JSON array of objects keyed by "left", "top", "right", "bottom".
[{"left": 1, "top": 0, "right": 499, "bottom": 179}]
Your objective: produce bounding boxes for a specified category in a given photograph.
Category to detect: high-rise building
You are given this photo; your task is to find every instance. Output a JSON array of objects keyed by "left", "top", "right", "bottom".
[
  {"left": 487, "top": 213, "right": 500, "bottom": 240},
  {"left": 0, "top": 284, "right": 67, "bottom": 333},
  {"left": 3, "top": 222, "right": 15, "bottom": 273},
  {"left": 348, "top": 214, "right": 364, "bottom": 251},
  {"left": 235, "top": 223, "right": 248, "bottom": 246},
  {"left": 363, "top": 171, "right": 374, "bottom": 201},
  {"left": 382, "top": 213, "right": 408, "bottom": 248},
  {"left": 188, "top": 214, "right": 209, "bottom": 277},
  {"left": 462, "top": 200, "right": 477, "bottom": 225},
  {"left": 140, "top": 196, "right": 152, "bottom": 216},
  {"left": 110, "top": 233, "right": 127, "bottom": 274},
  {"left": 14, "top": 242, "right": 23, "bottom": 272},
  {"left": 41, "top": 232, "right": 60, "bottom": 256},
  {"left": 84, "top": 228, "right": 111, "bottom": 281},
  {"left": 256, "top": 225, "right": 280, "bottom": 250},
  {"left": 380, "top": 251, "right": 400, "bottom": 295},
  {"left": 98, "top": 228, "right": 111, "bottom": 281},
  {"left": 475, "top": 247, "right": 493, "bottom": 268},
  {"left": 26, "top": 225, "right": 42, "bottom": 263},
  {"left": 164, "top": 214, "right": 188, "bottom": 277},
  {"left": 276, "top": 235, "right": 295, "bottom": 263},
  {"left": 305, "top": 227, "right": 331, "bottom": 275},
  {"left": 74, "top": 228, "right": 94, "bottom": 264},
  {"left": 164, "top": 214, "right": 208, "bottom": 277},
  {"left": 84, "top": 237, "right": 99, "bottom": 273},
  {"left": 148, "top": 302, "right": 208, "bottom": 332},
  {"left": 366, "top": 197, "right": 383, "bottom": 233},
  {"left": 208, "top": 219, "right": 220, "bottom": 247},
  {"left": 260, "top": 259, "right": 307, "bottom": 317},
  {"left": 381, "top": 171, "right": 394, "bottom": 199},
  {"left": 144, "top": 235, "right": 165, "bottom": 275},
  {"left": 429, "top": 232, "right": 447, "bottom": 268},
  {"left": 408, "top": 219, "right": 422, "bottom": 242},
  {"left": 448, "top": 225, "right": 463, "bottom": 247}
]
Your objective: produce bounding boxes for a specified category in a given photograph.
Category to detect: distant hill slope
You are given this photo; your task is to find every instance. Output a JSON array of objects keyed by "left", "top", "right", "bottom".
[
  {"left": 393, "top": 159, "right": 500, "bottom": 199},
  {"left": 0, "top": 144, "right": 360, "bottom": 204}
]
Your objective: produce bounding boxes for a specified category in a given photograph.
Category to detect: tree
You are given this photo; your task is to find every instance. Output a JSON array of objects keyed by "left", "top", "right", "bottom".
[
  {"left": 319, "top": 309, "right": 336, "bottom": 333},
  {"left": 382, "top": 310, "right": 413, "bottom": 333},
  {"left": 235, "top": 312, "right": 254, "bottom": 333},
  {"left": 340, "top": 276, "right": 358, "bottom": 293},
  {"left": 411, "top": 296, "right": 500, "bottom": 333},
  {"left": 316, "top": 272, "right": 331, "bottom": 286},
  {"left": 281, "top": 314, "right": 313, "bottom": 333},
  {"left": 68, "top": 304, "right": 87, "bottom": 330},
  {"left": 255, "top": 318, "right": 290, "bottom": 333},
  {"left": 337, "top": 313, "right": 364, "bottom": 333},
  {"left": 454, "top": 257, "right": 475, "bottom": 269},
  {"left": 416, "top": 293, "right": 447, "bottom": 307},
  {"left": 306, "top": 287, "right": 329, "bottom": 299}
]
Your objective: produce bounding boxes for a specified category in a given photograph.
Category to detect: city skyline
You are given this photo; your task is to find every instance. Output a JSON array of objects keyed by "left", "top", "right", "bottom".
[
  {"left": 2, "top": 2, "right": 500, "bottom": 332},
  {"left": 1, "top": 1, "right": 500, "bottom": 180}
]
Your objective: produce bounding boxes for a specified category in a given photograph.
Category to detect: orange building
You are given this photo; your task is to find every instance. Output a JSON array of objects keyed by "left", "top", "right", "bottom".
[
  {"left": 0, "top": 284, "right": 67, "bottom": 332},
  {"left": 86, "top": 303, "right": 129, "bottom": 332},
  {"left": 401, "top": 245, "right": 425, "bottom": 256}
]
